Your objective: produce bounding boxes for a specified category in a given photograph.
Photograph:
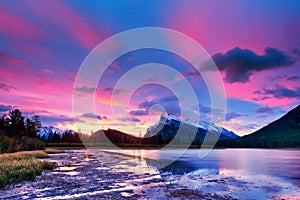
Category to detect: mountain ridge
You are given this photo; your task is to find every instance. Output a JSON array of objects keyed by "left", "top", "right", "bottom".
[{"left": 219, "top": 105, "right": 300, "bottom": 148}]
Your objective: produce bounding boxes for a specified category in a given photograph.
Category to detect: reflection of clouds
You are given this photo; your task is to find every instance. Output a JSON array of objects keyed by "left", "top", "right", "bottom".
[
  {"left": 146, "top": 158, "right": 219, "bottom": 176},
  {"left": 92, "top": 149, "right": 300, "bottom": 199}
]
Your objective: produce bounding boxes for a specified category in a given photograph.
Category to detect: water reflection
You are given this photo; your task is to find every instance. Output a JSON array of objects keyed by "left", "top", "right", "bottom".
[
  {"left": 57, "top": 166, "right": 76, "bottom": 171},
  {"left": 101, "top": 149, "right": 300, "bottom": 199},
  {"left": 146, "top": 158, "right": 219, "bottom": 175}
]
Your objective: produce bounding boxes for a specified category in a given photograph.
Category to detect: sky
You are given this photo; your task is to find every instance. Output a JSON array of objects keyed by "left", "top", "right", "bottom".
[{"left": 0, "top": 0, "right": 299, "bottom": 136}]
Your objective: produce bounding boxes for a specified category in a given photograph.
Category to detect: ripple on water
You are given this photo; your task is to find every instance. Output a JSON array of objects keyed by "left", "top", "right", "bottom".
[{"left": 52, "top": 166, "right": 80, "bottom": 176}]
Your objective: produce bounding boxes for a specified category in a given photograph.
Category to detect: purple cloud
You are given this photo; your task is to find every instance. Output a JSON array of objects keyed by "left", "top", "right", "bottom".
[
  {"left": 138, "top": 99, "right": 181, "bottom": 115},
  {"left": 263, "top": 85, "right": 300, "bottom": 99},
  {"left": 0, "top": 82, "right": 16, "bottom": 92},
  {"left": 225, "top": 112, "right": 245, "bottom": 120},
  {"left": 39, "top": 115, "right": 75, "bottom": 125},
  {"left": 81, "top": 113, "right": 104, "bottom": 120},
  {"left": 254, "top": 106, "right": 274, "bottom": 114},
  {"left": 129, "top": 109, "right": 148, "bottom": 116},
  {"left": 74, "top": 86, "right": 96, "bottom": 94},
  {"left": 0, "top": 104, "right": 12, "bottom": 112},
  {"left": 287, "top": 76, "right": 299, "bottom": 81},
  {"left": 120, "top": 117, "right": 141, "bottom": 122},
  {"left": 159, "top": 96, "right": 178, "bottom": 102},
  {"left": 213, "top": 47, "right": 294, "bottom": 83}
]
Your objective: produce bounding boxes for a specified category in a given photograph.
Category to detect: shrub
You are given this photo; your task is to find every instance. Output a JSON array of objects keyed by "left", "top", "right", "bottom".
[
  {"left": 20, "top": 136, "right": 45, "bottom": 151},
  {"left": 0, "top": 135, "right": 12, "bottom": 153}
]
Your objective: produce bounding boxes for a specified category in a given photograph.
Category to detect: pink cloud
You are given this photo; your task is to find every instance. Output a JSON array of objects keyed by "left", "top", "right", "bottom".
[
  {"left": 0, "top": 8, "right": 39, "bottom": 38},
  {"left": 26, "top": 1, "right": 107, "bottom": 49},
  {"left": 42, "top": 69, "right": 54, "bottom": 74},
  {"left": 0, "top": 51, "right": 25, "bottom": 65}
]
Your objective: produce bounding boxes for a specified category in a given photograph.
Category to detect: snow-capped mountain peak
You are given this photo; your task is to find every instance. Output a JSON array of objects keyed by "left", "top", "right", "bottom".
[
  {"left": 36, "top": 126, "right": 75, "bottom": 140},
  {"left": 145, "top": 114, "right": 239, "bottom": 141}
]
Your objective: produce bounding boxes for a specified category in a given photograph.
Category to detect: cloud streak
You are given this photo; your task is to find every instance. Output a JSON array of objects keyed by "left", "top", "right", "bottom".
[
  {"left": 0, "top": 82, "right": 16, "bottom": 92},
  {"left": 263, "top": 85, "right": 300, "bottom": 99},
  {"left": 0, "top": 105, "right": 12, "bottom": 112}
]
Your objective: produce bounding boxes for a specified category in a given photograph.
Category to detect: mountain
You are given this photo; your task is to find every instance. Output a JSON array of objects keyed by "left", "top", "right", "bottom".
[
  {"left": 37, "top": 126, "right": 75, "bottom": 140},
  {"left": 219, "top": 105, "right": 300, "bottom": 148},
  {"left": 36, "top": 126, "right": 81, "bottom": 143},
  {"left": 145, "top": 113, "right": 239, "bottom": 145}
]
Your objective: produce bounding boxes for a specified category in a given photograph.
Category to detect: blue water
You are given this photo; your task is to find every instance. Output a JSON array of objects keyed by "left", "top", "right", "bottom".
[{"left": 105, "top": 148, "right": 300, "bottom": 199}]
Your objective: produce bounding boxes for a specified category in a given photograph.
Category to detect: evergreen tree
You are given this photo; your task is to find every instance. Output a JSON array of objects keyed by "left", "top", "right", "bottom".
[
  {"left": 32, "top": 115, "right": 42, "bottom": 128},
  {"left": 8, "top": 109, "right": 25, "bottom": 137},
  {"left": 0, "top": 114, "right": 9, "bottom": 133},
  {"left": 25, "top": 118, "right": 37, "bottom": 138}
]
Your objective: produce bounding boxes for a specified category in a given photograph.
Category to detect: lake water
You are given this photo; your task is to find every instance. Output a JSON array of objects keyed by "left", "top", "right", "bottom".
[
  {"left": 1, "top": 149, "right": 299, "bottom": 199},
  {"left": 102, "top": 148, "right": 300, "bottom": 199}
]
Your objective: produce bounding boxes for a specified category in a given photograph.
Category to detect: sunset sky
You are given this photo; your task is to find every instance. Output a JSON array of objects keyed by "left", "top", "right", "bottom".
[{"left": 0, "top": 0, "right": 299, "bottom": 136}]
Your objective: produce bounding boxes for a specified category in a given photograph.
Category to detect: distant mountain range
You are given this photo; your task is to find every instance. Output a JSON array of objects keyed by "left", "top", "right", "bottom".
[
  {"left": 37, "top": 126, "right": 75, "bottom": 140},
  {"left": 37, "top": 105, "right": 300, "bottom": 148},
  {"left": 219, "top": 105, "right": 300, "bottom": 148},
  {"left": 36, "top": 126, "right": 81, "bottom": 143}
]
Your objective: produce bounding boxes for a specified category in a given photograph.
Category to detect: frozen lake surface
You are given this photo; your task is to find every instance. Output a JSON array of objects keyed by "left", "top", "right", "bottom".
[{"left": 1, "top": 149, "right": 299, "bottom": 199}]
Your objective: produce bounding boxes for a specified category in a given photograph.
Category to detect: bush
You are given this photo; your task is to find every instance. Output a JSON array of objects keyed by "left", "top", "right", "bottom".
[
  {"left": 20, "top": 136, "right": 45, "bottom": 151},
  {"left": 0, "top": 135, "right": 12, "bottom": 153}
]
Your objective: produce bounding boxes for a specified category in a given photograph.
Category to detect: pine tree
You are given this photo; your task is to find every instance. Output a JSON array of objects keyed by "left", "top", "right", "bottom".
[
  {"left": 25, "top": 118, "right": 37, "bottom": 138},
  {"left": 32, "top": 115, "right": 42, "bottom": 128},
  {"left": 8, "top": 109, "right": 25, "bottom": 137}
]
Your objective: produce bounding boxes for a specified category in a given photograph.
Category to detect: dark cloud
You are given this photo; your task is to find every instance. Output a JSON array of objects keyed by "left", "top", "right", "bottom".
[
  {"left": 254, "top": 106, "right": 274, "bottom": 114},
  {"left": 0, "top": 82, "right": 16, "bottom": 92},
  {"left": 138, "top": 99, "right": 181, "bottom": 115},
  {"left": 212, "top": 47, "right": 294, "bottom": 83},
  {"left": 253, "top": 90, "right": 262, "bottom": 94},
  {"left": 225, "top": 112, "right": 245, "bottom": 120},
  {"left": 0, "top": 51, "right": 25, "bottom": 64},
  {"left": 74, "top": 86, "right": 95, "bottom": 93},
  {"left": 263, "top": 85, "right": 300, "bottom": 99},
  {"left": 287, "top": 75, "right": 299, "bottom": 81},
  {"left": 23, "top": 111, "right": 36, "bottom": 116},
  {"left": 252, "top": 96, "right": 270, "bottom": 101},
  {"left": 159, "top": 96, "right": 178, "bottom": 102},
  {"left": 138, "top": 100, "right": 158, "bottom": 109},
  {"left": 120, "top": 117, "right": 141, "bottom": 122},
  {"left": 129, "top": 109, "right": 148, "bottom": 116},
  {"left": 39, "top": 115, "right": 75, "bottom": 125},
  {"left": 0, "top": 104, "right": 12, "bottom": 112},
  {"left": 292, "top": 49, "right": 300, "bottom": 56},
  {"left": 97, "top": 87, "right": 122, "bottom": 95},
  {"left": 81, "top": 113, "right": 103, "bottom": 120},
  {"left": 103, "top": 87, "right": 113, "bottom": 92}
]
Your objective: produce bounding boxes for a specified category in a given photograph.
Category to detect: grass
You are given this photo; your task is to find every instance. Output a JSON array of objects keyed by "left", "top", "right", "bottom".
[
  {"left": 44, "top": 148, "right": 65, "bottom": 154},
  {"left": 0, "top": 150, "right": 57, "bottom": 188}
]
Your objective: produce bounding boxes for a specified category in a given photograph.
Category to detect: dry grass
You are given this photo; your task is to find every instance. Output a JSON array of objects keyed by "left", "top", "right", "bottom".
[
  {"left": 0, "top": 151, "right": 55, "bottom": 188},
  {"left": 44, "top": 148, "right": 65, "bottom": 154},
  {"left": 0, "top": 150, "right": 49, "bottom": 161}
]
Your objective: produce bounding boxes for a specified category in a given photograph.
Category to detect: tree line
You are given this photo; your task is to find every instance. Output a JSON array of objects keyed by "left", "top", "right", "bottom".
[
  {"left": 0, "top": 109, "right": 41, "bottom": 138},
  {"left": 0, "top": 109, "right": 44, "bottom": 153}
]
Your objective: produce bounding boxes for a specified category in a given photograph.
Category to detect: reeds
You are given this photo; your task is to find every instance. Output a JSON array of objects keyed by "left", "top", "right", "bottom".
[{"left": 0, "top": 151, "right": 55, "bottom": 188}]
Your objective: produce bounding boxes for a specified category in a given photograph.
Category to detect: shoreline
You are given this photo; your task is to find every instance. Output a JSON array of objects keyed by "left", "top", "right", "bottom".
[{"left": 45, "top": 143, "right": 300, "bottom": 150}]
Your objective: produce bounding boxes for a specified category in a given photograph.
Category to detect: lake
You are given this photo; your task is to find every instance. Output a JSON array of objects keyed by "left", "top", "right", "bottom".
[{"left": 1, "top": 149, "right": 299, "bottom": 199}]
